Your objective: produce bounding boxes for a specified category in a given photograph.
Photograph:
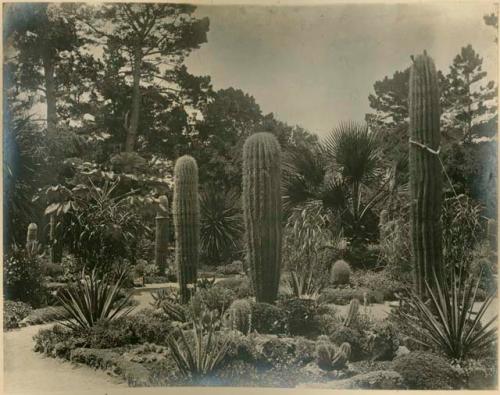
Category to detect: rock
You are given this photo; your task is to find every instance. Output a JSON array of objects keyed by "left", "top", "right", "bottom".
[
  {"left": 297, "top": 370, "right": 404, "bottom": 389},
  {"left": 396, "top": 346, "right": 410, "bottom": 357}
]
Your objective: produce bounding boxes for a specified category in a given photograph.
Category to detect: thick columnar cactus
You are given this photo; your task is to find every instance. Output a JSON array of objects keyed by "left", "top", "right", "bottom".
[
  {"left": 173, "top": 155, "right": 199, "bottom": 303},
  {"left": 343, "top": 298, "right": 359, "bottom": 327},
  {"left": 409, "top": 51, "right": 443, "bottom": 296},
  {"left": 155, "top": 195, "right": 170, "bottom": 276},
  {"left": 242, "top": 132, "right": 282, "bottom": 304}
]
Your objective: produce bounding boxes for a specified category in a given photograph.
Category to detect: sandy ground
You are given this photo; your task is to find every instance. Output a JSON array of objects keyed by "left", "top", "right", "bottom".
[
  {"left": 3, "top": 283, "right": 498, "bottom": 394},
  {"left": 3, "top": 323, "right": 127, "bottom": 394}
]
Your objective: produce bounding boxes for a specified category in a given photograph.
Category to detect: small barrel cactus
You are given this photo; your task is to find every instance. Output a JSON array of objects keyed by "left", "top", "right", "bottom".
[
  {"left": 155, "top": 195, "right": 170, "bottom": 276},
  {"left": 331, "top": 259, "right": 351, "bottom": 285},
  {"left": 343, "top": 298, "right": 360, "bottom": 327},
  {"left": 223, "top": 299, "right": 253, "bottom": 334},
  {"left": 242, "top": 132, "right": 283, "bottom": 304},
  {"left": 173, "top": 155, "right": 200, "bottom": 303}
]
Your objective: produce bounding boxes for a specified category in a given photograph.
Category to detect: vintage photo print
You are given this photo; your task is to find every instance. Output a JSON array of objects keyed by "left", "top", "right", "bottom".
[{"left": 2, "top": 0, "right": 498, "bottom": 393}]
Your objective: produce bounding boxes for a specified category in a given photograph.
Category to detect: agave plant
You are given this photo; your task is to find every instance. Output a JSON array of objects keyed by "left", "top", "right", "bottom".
[
  {"left": 57, "top": 268, "right": 134, "bottom": 330},
  {"left": 399, "top": 267, "right": 497, "bottom": 360},
  {"left": 166, "top": 310, "right": 230, "bottom": 378}
]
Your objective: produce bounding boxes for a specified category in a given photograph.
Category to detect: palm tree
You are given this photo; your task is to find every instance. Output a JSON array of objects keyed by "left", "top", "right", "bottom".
[{"left": 283, "top": 121, "right": 392, "bottom": 242}]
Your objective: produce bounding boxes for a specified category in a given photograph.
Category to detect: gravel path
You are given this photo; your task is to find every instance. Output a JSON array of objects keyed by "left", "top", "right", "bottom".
[{"left": 3, "top": 323, "right": 127, "bottom": 394}]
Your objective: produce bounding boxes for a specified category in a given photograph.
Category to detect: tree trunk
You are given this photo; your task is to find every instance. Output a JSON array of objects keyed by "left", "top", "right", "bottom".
[
  {"left": 125, "top": 47, "right": 142, "bottom": 152},
  {"left": 42, "top": 50, "right": 57, "bottom": 135}
]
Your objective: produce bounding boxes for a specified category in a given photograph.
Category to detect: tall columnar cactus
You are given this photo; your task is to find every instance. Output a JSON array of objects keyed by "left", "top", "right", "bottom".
[
  {"left": 155, "top": 195, "right": 170, "bottom": 275},
  {"left": 173, "top": 155, "right": 199, "bottom": 303},
  {"left": 242, "top": 132, "right": 283, "bottom": 304},
  {"left": 343, "top": 298, "right": 359, "bottom": 327},
  {"left": 49, "top": 214, "right": 62, "bottom": 263},
  {"left": 409, "top": 51, "right": 443, "bottom": 296}
]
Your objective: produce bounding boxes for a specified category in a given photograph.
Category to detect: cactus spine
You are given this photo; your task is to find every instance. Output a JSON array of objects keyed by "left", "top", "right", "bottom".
[
  {"left": 409, "top": 52, "right": 443, "bottom": 296},
  {"left": 242, "top": 132, "right": 283, "bottom": 304},
  {"left": 343, "top": 298, "right": 359, "bottom": 327},
  {"left": 155, "top": 195, "right": 170, "bottom": 275},
  {"left": 173, "top": 155, "right": 199, "bottom": 303}
]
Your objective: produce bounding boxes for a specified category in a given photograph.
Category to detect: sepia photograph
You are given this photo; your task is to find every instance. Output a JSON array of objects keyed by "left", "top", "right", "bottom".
[{"left": 2, "top": 1, "right": 499, "bottom": 393}]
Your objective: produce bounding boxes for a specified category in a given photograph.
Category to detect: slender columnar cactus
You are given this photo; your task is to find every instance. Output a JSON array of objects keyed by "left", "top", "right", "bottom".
[
  {"left": 242, "top": 132, "right": 282, "bottom": 304},
  {"left": 26, "top": 223, "right": 38, "bottom": 246},
  {"left": 173, "top": 155, "right": 199, "bottom": 303},
  {"left": 409, "top": 51, "right": 443, "bottom": 296},
  {"left": 379, "top": 209, "right": 389, "bottom": 241},
  {"left": 155, "top": 195, "right": 170, "bottom": 276},
  {"left": 49, "top": 214, "right": 62, "bottom": 263},
  {"left": 343, "top": 298, "right": 359, "bottom": 327}
]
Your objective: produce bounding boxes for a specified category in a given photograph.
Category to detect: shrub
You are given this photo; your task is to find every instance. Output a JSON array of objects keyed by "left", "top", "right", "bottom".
[
  {"left": 251, "top": 335, "right": 296, "bottom": 368},
  {"left": 392, "top": 351, "right": 460, "bottom": 389},
  {"left": 191, "top": 286, "right": 236, "bottom": 315},
  {"left": 40, "top": 262, "right": 65, "bottom": 278},
  {"left": 3, "top": 247, "right": 45, "bottom": 306},
  {"left": 279, "top": 298, "right": 320, "bottom": 336},
  {"left": 331, "top": 260, "right": 351, "bottom": 285},
  {"left": 223, "top": 299, "right": 252, "bottom": 334},
  {"left": 328, "top": 321, "right": 365, "bottom": 361},
  {"left": 350, "top": 269, "right": 406, "bottom": 301},
  {"left": 19, "top": 306, "right": 70, "bottom": 326},
  {"left": 216, "top": 261, "right": 244, "bottom": 276},
  {"left": 3, "top": 300, "right": 32, "bottom": 330},
  {"left": 33, "top": 324, "right": 87, "bottom": 359},
  {"left": 367, "top": 320, "right": 399, "bottom": 361},
  {"left": 215, "top": 276, "right": 252, "bottom": 299},
  {"left": 57, "top": 269, "right": 135, "bottom": 330},
  {"left": 85, "top": 318, "right": 139, "bottom": 348},
  {"left": 251, "top": 303, "right": 286, "bottom": 334},
  {"left": 318, "top": 287, "right": 383, "bottom": 305}
]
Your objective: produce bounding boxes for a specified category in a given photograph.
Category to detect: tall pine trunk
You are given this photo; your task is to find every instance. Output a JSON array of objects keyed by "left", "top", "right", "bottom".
[{"left": 125, "top": 47, "right": 142, "bottom": 152}]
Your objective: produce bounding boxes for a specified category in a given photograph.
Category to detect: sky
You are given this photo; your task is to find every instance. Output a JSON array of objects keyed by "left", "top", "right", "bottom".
[{"left": 185, "top": 3, "right": 498, "bottom": 139}]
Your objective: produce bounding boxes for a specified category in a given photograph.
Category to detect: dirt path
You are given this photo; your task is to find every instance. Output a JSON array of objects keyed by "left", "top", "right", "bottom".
[{"left": 3, "top": 323, "right": 127, "bottom": 394}]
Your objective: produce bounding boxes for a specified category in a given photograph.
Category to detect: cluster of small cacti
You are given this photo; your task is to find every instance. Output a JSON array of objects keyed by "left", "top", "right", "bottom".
[
  {"left": 409, "top": 51, "right": 443, "bottom": 296},
  {"left": 315, "top": 337, "right": 352, "bottom": 371},
  {"left": 343, "top": 298, "right": 359, "bottom": 327},
  {"left": 155, "top": 195, "right": 170, "bottom": 276},
  {"left": 331, "top": 259, "right": 351, "bottom": 285},
  {"left": 173, "top": 155, "right": 200, "bottom": 303},
  {"left": 223, "top": 299, "right": 253, "bottom": 334},
  {"left": 242, "top": 132, "right": 283, "bottom": 304}
]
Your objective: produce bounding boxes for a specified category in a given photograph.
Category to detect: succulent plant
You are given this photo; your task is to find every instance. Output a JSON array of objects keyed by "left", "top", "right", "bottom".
[
  {"left": 409, "top": 51, "right": 443, "bottom": 295},
  {"left": 242, "top": 132, "right": 283, "bottom": 303},
  {"left": 173, "top": 155, "right": 200, "bottom": 303},
  {"left": 155, "top": 195, "right": 170, "bottom": 276}
]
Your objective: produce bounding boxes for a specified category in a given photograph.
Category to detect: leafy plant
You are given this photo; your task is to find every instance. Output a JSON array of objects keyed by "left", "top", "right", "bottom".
[
  {"left": 398, "top": 268, "right": 497, "bottom": 360},
  {"left": 166, "top": 310, "right": 231, "bottom": 378},
  {"left": 57, "top": 268, "right": 135, "bottom": 330},
  {"left": 200, "top": 188, "right": 243, "bottom": 265}
]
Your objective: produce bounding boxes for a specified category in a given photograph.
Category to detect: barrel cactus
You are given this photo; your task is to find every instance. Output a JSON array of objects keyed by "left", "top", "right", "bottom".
[
  {"left": 331, "top": 259, "right": 351, "bottom": 285},
  {"left": 242, "top": 132, "right": 283, "bottom": 304},
  {"left": 409, "top": 51, "right": 443, "bottom": 296},
  {"left": 173, "top": 155, "right": 200, "bottom": 303},
  {"left": 155, "top": 195, "right": 170, "bottom": 275}
]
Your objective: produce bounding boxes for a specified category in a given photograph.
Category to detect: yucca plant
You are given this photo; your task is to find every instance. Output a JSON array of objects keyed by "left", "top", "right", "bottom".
[
  {"left": 200, "top": 187, "right": 243, "bottom": 265},
  {"left": 165, "top": 310, "right": 231, "bottom": 378},
  {"left": 57, "top": 268, "right": 134, "bottom": 330},
  {"left": 399, "top": 267, "right": 497, "bottom": 360}
]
